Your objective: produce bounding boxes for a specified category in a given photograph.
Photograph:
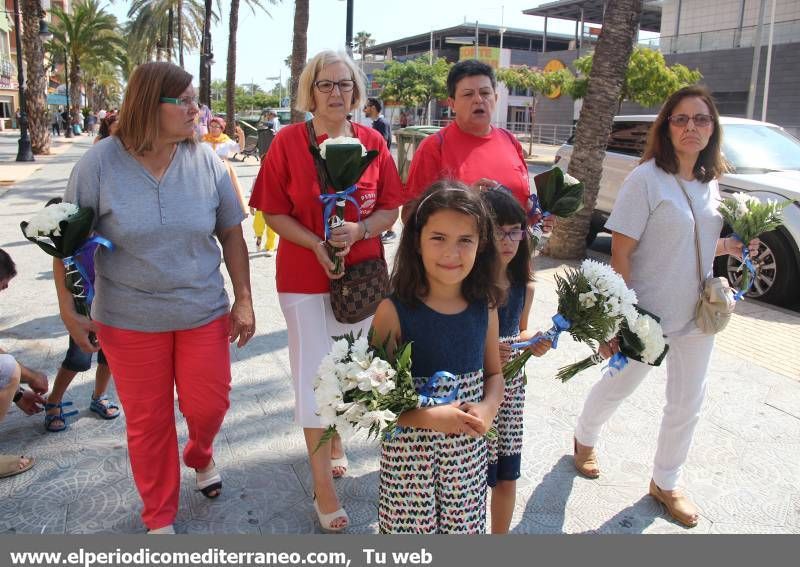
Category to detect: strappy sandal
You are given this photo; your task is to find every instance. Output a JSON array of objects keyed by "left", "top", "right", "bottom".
[
  {"left": 196, "top": 459, "right": 222, "bottom": 499},
  {"left": 0, "top": 454, "right": 35, "bottom": 478},
  {"left": 573, "top": 437, "right": 600, "bottom": 478},
  {"left": 313, "top": 495, "right": 348, "bottom": 533},
  {"left": 44, "top": 402, "right": 79, "bottom": 433},
  {"left": 89, "top": 395, "right": 120, "bottom": 420},
  {"left": 331, "top": 454, "right": 348, "bottom": 479}
]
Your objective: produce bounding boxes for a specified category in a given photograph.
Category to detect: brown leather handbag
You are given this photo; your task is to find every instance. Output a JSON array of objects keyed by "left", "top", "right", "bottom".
[{"left": 306, "top": 121, "right": 389, "bottom": 323}]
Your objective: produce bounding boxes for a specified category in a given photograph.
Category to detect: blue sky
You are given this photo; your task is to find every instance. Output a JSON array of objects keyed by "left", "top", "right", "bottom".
[{"left": 108, "top": 0, "right": 597, "bottom": 91}]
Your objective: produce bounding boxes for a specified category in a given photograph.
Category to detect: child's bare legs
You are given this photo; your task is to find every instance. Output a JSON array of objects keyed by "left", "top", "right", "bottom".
[
  {"left": 490, "top": 479, "right": 516, "bottom": 534},
  {"left": 45, "top": 366, "right": 78, "bottom": 428},
  {"left": 303, "top": 428, "right": 347, "bottom": 530}
]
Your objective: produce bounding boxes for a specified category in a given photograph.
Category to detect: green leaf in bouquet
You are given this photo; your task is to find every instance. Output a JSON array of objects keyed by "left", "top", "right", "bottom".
[
  {"left": 317, "top": 144, "right": 380, "bottom": 191},
  {"left": 547, "top": 183, "right": 585, "bottom": 217},
  {"left": 313, "top": 425, "right": 338, "bottom": 454},
  {"left": 532, "top": 167, "right": 585, "bottom": 218}
]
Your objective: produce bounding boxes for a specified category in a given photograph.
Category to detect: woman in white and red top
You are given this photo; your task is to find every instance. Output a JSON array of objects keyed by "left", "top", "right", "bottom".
[{"left": 249, "top": 50, "right": 402, "bottom": 532}]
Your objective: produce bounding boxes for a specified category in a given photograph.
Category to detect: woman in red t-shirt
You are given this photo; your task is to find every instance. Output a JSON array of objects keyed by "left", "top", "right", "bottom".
[{"left": 249, "top": 50, "right": 402, "bottom": 533}]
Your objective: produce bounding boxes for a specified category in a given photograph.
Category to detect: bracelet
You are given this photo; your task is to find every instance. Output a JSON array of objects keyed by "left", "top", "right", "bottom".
[{"left": 13, "top": 388, "right": 23, "bottom": 404}]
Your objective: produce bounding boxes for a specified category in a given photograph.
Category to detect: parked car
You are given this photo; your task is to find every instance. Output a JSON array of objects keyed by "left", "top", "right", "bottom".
[{"left": 555, "top": 115, "right": 800, "bottom": 306}]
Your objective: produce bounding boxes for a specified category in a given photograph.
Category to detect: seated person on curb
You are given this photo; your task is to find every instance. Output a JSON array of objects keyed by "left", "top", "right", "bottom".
[{"left": 0, "top": 248, "right": 49, "bottom": 478}]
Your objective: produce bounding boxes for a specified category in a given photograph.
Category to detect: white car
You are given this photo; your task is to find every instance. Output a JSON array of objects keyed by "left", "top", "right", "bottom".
[{"left": 555, "top": 115, "right": 800, "bottom": 307}]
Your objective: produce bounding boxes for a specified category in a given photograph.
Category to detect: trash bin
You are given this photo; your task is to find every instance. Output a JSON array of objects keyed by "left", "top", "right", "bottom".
[
  {"left": 394, "top": 126, "right": 442, "bottom": 183},
  {"left": 257, "top": 127, "right": 275, "bottom": 159}
]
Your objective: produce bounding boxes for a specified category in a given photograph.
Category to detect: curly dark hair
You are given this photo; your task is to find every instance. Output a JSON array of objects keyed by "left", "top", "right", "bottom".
[
  {"left": 641, "top": 85, "right": 728, "bottom": 182},
  {"left": 0, "top": 248, "right": 17, "bottom": 282},
  {"left": 391, "top": 180, "right": 504, "bottom": 308},
  {"left": 480, "top": 187, "right": 534, "bottom": 287},
  {"left": 447, "top": 59, "right": 496, "bottom": 98}
]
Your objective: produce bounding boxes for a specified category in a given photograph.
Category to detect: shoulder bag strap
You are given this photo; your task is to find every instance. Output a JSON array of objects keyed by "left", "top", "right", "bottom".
[
  {"left": 306, "top": 120, "right": 329, "bottom": 195},
  {"left": 674, "top": 175, "right": 705, "bottom": 290}
]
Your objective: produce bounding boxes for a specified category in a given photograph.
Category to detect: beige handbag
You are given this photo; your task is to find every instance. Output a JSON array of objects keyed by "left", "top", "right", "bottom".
[{"left": 674, "top": 176, "right": 735, "bottom": 334}]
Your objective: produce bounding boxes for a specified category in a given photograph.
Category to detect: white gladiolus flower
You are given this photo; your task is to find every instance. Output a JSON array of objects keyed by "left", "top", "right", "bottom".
[
  {"left": 319, "top": 136, "right": 367, "bottom": 159},
  {"left": 358, "top": 409, "right": 397, "bottom": 431},
  {"left": 579, "top": 292, "right": 597, "bottom": 308},
  {"left": 563, "top": 173, "right": 581, "bottom": 186},
  {"left": 24, "top": 202, "right": 79, "bottom": 237},
  {"left": 350, "top": 335, "right": 371, "bottom": 364}
]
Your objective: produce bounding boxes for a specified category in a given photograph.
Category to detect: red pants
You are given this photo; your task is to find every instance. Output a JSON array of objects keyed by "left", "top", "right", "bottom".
[{"left": 96, "top": 315, "right": 232, "bottom": 530}]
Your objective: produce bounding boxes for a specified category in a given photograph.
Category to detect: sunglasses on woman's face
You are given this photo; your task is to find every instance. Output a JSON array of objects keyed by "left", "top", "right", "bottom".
[{"left": 668, "top": 113, "right": 713, "bottom": 128}]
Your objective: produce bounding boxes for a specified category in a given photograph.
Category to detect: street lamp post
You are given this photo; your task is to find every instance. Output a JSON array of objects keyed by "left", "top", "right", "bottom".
[
  {"left": 12, "top": 0, "right": 33, "bottom": 161},
  {"left": 63, "top": 46, "right": 72, "bottom": 138}
]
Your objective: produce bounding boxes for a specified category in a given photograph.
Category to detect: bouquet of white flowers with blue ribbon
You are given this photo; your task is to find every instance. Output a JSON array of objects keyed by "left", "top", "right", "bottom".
[
  {"left": 718, "top": 193, "right": 789, "bottom": 300},
  {"left": 503, "top": 259, "right": 637, "bottom": 383},
  {"left": 313, "top": 332, "right": 460, "bottom": 451}
]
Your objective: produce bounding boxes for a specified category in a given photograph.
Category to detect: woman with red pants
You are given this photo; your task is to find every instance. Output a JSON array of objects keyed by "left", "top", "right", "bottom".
[{"left": 54, "top": 62, "right": 254, "bottom": 534}]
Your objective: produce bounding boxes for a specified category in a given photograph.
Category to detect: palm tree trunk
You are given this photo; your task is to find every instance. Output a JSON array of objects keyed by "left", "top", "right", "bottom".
[
  {"left": 544, "top": 0, "right": 642, "bottom": 259},
  {"left": 225, "top": 0, "right": 240, "bottom": 138},
  {"left": 178, "top": 0, "right": 184, "bottom": 68},
  {"left": 69, "top": 57, "right": 82, "bottom": 132},
  {"left": 167, "top": 8, "right": 174, "bottom": 63},
  {"left": 199, "top": 0, "right": 213, "bottom": 106},
  {"left": 290, "top": 0, "right": 309, "bottom": 124},
  {"left": 21, "top": 0, "right": 51, "bottom": 154}
]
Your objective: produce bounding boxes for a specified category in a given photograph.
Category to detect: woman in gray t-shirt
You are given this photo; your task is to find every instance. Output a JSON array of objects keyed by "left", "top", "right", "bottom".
[
  {"left": 572, "top": 86, "right": 759, "bottom": 528},
  {"left": 55, "top": 62, "right": 254, "bottom": 535}
]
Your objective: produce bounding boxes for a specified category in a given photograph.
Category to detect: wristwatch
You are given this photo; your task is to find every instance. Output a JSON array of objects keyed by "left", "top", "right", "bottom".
[{"left": 13, "top": 388, "right": 23, "bottom": 404}]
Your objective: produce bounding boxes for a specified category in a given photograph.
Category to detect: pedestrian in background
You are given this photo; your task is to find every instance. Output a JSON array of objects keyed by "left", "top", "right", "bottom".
[{"left": 56, "top": 62, "right": 254, "bottom": 534}]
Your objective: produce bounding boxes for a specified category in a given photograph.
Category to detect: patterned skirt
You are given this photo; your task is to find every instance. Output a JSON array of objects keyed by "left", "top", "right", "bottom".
[
  {"left": 487, "top": 336, "right": 526, "bottom": 486},
  {"left": 379, "top": 369, "right": 487, "bottom": 534}
]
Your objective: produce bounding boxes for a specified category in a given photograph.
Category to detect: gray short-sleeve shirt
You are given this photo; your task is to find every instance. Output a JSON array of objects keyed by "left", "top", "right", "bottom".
[
  {"left": 606, "top": 159, "right": 723, "bottom": 336},
  {"left": 65, "top": 137, "right": 245, "bottom": 332}
]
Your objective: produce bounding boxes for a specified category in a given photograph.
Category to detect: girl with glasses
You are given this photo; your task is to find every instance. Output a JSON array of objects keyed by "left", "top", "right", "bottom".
[{"left": 480, "top": 187, "right": 551, "bottom": 533}]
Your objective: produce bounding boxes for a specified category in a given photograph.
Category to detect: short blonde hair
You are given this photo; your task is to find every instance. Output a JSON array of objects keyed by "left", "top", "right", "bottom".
[{"left": 295, "top": 50, "right": 366, "bottom": 114}]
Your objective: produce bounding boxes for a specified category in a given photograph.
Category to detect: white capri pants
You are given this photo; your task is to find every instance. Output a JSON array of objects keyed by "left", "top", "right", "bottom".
[
  {"left": 575, "top": 330, "right": 715, "bottom": 491},
  {"left": 279, "top": 293, "right": 372, "bottom": 428}
]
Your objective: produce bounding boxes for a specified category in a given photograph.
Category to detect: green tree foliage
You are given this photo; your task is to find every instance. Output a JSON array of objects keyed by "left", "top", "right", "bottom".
[
  {"left": 208, "top": 81, "right": 279, "bottom": 114},
  {"left": 126, "top": 0, "right": 206, "bottom": 67},
  {"left": 354, "top": 31, "right": 375, "bottom": 60},
  {"left": 496, "top": 65, "right": 573, "bottom": 154},
  {"left": 567, "top": 47, "right": 702, "bottom": 109},
  {"left": 374, "top": 55, "right": 450, "bottom": 123}
]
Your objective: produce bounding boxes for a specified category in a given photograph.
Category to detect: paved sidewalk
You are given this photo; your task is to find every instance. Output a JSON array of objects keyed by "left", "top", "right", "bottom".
[{"left": 0, "top": 138, "right": 798, "bottom": 534}]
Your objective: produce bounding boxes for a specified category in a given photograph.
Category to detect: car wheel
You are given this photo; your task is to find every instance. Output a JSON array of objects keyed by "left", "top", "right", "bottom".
[{"left": 714, "top": 230, "right": 799, "bottom": 306}]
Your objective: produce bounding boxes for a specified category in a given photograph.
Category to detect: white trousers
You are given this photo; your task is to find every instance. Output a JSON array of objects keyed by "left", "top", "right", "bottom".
[
  {"left": 575, "top": 331, "right": 715, "bottom": 490},
  {"left": 279, "top": 293, "right": 372, "bottom": 428}
]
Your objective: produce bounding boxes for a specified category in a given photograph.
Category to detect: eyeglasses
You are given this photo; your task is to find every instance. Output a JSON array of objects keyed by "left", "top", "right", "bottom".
[
  {"left": 314, "top": 79, "right": 355, "bottom": 93},
  {"left": 494, "top": 228, "right": 526, "bottom": 242},
  {"left": 160, "top": 96, "right": 200, "bottom": 108},
  {"left": 668, "top": 113, "right": 713, "bottom": 128}
]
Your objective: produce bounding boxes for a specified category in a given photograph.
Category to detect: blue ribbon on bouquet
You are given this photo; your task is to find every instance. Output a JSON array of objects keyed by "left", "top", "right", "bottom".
[
  {"left": 383, "top": 370, "right": 461, "bottom": 441},
  {"left": 319, "top": 185, "right": 361, "bottom": 240},
  {"left": 603, "top": 352, "right": 629, "bottom": 376},
  {"left": 731, "top": 233, "right": 756, "bottom": 301},
  {"left": 62, "top": 235, "right": 115, "bottom": 305},
  {"left": 527, "top": 193, "right": 552, "bottom": 226},
  {"left": 417, "top": 371, "right": 461, "bottom": 408},
  {"left": 510, "top": 313, "right": 571, "bottom": 350}
]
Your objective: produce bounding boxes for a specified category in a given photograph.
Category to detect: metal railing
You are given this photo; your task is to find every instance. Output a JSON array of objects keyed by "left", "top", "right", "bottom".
[
  {"left": 421, "top": 120, "right": 575, "bottom": 145},
  {"left": 639, "top": 19, "right": 800, "bottom": 54}
]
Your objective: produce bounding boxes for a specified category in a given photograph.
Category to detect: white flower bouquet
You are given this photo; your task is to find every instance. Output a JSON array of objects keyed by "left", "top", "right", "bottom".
[
  {"left": 555, "top": 306, "right": 669, "bottom": 382},
  {"left": 503, "top": 259, "right": 638, "bottom": 382},
  {"left": 20, "top": 200, "right": 113, "bottom": 322},
  {"left": 314, "top": 332, "right": 458, "bottom": 451},
  {"left": 718, "top": 193, "right": 788, "bottom": 298},
  {"left": 310, "top": 136, "right": 379, "bottom": 274}
]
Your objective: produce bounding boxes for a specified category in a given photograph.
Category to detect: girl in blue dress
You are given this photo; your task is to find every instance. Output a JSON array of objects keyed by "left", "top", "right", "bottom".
[
  {"left": 481, "top": 187, "right": 551, "bottom": 533},
  {"left": 371, "top": 181, "right": 505, "bottom": 534}
]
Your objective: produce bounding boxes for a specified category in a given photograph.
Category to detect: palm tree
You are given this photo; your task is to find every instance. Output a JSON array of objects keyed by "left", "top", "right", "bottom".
[
  {"left": 353, "top": 30, "right": 374, "bottom": 61},
  {"left": 82, "top": 59, "right": 123, "bottom": 110},
  {"left": 50, "top": 0, "right": 125, "bottom": 129},
  {"left": 289, "top": 0, "right": 309, "bottom": 124},
  {"left": 126, "top": 0, "right": 205, "bottom": 66},
  {"left": 225, "top": 0, "right": 275, "bottom": 137},
  {"left": 20, "top": 0, "right": 50, "bottom": 154},
  {"left": 544, "top": 0, "right": 642, "bottom": 259}
]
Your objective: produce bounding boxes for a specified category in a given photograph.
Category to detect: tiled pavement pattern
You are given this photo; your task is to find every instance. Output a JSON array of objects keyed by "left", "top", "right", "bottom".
[{"left": 0, "top": 135, "right": 798, "bottom": 534}]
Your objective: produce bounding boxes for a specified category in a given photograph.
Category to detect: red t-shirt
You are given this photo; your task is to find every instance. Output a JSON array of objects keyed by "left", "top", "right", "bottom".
[
  {"left": 249, "top": 122, "right": 403, "bottom": 293},
  {"left": 404, "top": 122, "right": 530, "bottom": 208}
]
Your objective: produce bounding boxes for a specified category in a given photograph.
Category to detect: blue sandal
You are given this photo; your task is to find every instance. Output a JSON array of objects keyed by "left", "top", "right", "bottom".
[
  {"left": 44, "top": 402, "right": 79, "bottom": 433},
  {"left": 89, "top": 395, "right": 120, "bottom": 420}
]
